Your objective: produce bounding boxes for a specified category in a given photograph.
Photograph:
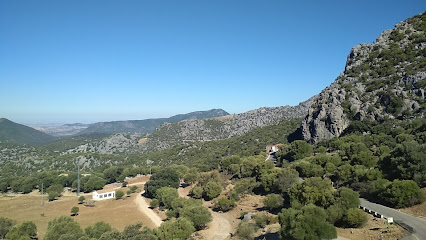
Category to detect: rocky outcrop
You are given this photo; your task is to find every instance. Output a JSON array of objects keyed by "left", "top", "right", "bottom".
[
  {"left": 62, "top": 134, "right": 140, "bottom": 155},
  {"left": 302, "top": 12, "right": 426, "bottom": 143}
]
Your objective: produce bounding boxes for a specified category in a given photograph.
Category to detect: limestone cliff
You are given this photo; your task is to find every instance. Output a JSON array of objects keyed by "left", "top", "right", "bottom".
[{"left": 302, "top": 12, "right": 426, "bottom": 143}]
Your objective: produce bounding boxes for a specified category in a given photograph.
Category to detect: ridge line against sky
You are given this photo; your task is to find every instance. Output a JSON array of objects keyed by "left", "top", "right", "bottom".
[{"left": 0, "top": 1, "right": 425, "bottom": 124}]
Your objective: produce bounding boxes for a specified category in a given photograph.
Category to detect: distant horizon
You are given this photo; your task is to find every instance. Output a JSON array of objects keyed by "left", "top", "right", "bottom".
[{"left": 1, "top": 1, "right": 425, "bottom": 124}]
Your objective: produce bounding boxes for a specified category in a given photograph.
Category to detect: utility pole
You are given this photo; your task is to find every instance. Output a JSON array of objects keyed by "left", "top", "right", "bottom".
[
  {"left": 146, "top": 159, "right": 153, "bottom": 175},
  {"left": 40, "top": 182, "right": 44, "bottom": 207},
  {"left": 77, "top": 163, "right": 81, "bottom": 196}
]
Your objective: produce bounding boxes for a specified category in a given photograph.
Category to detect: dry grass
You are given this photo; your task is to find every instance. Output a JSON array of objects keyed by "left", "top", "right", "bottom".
[
  {"left": 0, "top": 187, "right": 155, "bottom": 239},
  {"left": 337, "top": 215, "right": 405, "bottom": 240},
  {"left": 400, "top": 188, "right": 426, "bottom": 218}
]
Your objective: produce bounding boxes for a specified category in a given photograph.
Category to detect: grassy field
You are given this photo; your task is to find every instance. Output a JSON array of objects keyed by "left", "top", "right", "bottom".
[{"left": 0, "top": 185, "right": 154, "bottom": 239}]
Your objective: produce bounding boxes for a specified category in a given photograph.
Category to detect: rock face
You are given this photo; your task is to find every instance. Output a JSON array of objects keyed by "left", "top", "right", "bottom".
[{"left": 302, "top": 12, "right": 426, "bottom": 143}]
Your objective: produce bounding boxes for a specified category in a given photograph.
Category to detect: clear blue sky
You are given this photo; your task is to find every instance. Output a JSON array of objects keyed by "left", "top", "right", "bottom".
[{"left": 0, "top": 1, "right": 424, "bottom": 124}]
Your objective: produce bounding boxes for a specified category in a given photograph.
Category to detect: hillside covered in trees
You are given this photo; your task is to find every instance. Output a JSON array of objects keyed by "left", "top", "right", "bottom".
[{"left": 0, "top": 11, "right": 425, "bottom": 240}]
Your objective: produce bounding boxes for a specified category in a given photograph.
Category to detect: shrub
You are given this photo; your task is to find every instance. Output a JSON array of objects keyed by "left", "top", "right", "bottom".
[
  {"left": 279, "top": 204, "right": 336, "bottom": 240},
  {"left": 202, "top": 181, "right": 222, "bottom": 200},
  {"left": 235, "top": 222, "right": 257, "bottom": 240},
  {"left": 4, "top": 221, "right": 37, "bottom": 240},
  {"left": 156, "top": 217, "right": 195, "bottom": 240},
  {"left": 78, "top": 196, "right": 85, "bottom": 204},
  {"left": 380, "top": 180, "right": 424, "bottom": 208},
  {"left": 0, "top": 217, "right": 16, "bottom": 238},
  {"left": 130, "top": 186, "right": 138, "bottom": 193},
  {"left": 71, "top": 206, "right": 79, "bottom": 216},
  {"left": 343, "top": 208, "right": 367, "bottom": 228},
  {"left": 155, "top": 187, "right": 179, "bottom": 208},
  {"left": 44, "top": 216, "right": 83, "bottom": 240},
  {"left": 253, "top": 214, "right": 268, "bottom": 228},
  {"left": 84, "top": 221, "right": 113, "bottom": 239},
  {"left": 263, "top": 194, "right": 284, "bottom": 210},
  {"left": 189, "top": 186, "right": 203, "bottom": 199},
  {"left": 180, "top": 205, "right": 212, "bottom": 230},
  {"left": 48, "top": 191, "right": 59, "bottom": 201},
  {"left": 115, "top": 190, "right": 125, "bottom": 200},
  {"left": 213, "top": 197, "right": 235, "bottom": 212},
  {"left": 150, "top": 199, "right": 159, "bottom": 208}
]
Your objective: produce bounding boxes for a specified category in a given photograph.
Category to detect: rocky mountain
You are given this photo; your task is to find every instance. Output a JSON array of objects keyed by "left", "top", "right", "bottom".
[
  {"left": 57, "top": 100, "right": 313, "bottom": 155},
  {"left": 0, "top": 118, "right": 57, "bottom": 146},
  {"left": 76, "top": 109, "right": 229, "bottom": 135},
  {"left": 137, "top": 98, "right": 314, "bottom": 152},
  {"left": 301, "top": 12, "right": 426, "bottom": 143}
]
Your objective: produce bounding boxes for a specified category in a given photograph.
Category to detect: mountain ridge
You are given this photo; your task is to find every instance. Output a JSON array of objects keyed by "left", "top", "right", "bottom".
[
  {"left": 75, "top": 109, "right": 229, "bottom": 135},
  {"left": 0, "top": 118, "right": 57, "bottom": 146}
]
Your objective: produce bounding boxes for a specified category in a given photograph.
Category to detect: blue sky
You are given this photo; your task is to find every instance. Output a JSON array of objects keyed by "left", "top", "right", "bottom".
[{"left": 0, "top": 1, "right": 424, "bottom": 124}]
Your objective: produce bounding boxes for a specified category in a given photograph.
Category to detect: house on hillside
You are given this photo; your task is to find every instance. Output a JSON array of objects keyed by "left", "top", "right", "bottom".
[
  {"left": 265, "top": 144, "right": 282, "bottom": 163},
  {"left": 92, "top": 189, "right": 115, "bottom": 200}
]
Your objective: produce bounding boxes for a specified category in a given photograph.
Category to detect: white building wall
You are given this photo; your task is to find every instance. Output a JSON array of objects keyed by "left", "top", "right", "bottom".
[{"left": 92, "top": 191, "right": 115, "bottom": 200}]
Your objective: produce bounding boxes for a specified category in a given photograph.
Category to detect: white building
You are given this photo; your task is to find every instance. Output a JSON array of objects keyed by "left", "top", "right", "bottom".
[{"left": 92, "top": 189, "right": 115, "bottom": 200}]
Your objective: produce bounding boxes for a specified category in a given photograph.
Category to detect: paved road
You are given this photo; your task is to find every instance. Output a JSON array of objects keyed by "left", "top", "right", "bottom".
[{"left": 360, "top": 198, "right": 426, "bottom": 240}]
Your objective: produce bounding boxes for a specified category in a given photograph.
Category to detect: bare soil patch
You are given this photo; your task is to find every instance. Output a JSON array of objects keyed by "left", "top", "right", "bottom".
[
  {"left": 337, "top": 215, "right": 405, "bottom": 240},
  {"left": 0, "top": 189, "right": 155, "bottom": 239}
]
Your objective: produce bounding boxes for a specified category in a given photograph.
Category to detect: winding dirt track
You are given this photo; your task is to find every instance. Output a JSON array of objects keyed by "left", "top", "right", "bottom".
[
  {"left": 134, "top": 190, "right": 163, "bottom": 227},
  {"left": 178, "top": 185, "right": 232, "bottom": 240}
]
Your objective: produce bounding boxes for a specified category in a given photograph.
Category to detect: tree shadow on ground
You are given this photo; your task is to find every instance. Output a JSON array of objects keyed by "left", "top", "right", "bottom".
[{"left": 255, "top": 232, "right": 280, "bottom": 240}]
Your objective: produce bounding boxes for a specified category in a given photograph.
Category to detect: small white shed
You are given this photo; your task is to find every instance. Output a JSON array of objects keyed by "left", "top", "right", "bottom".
[{"left": 92, "top": 190, "right": 115, "bottom": 200}]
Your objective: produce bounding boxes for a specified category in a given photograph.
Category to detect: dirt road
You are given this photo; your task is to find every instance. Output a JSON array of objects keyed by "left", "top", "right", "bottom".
[
  {"left": 178, "top": 185, "right": 233, "bottom": 240},
  {"left": 134, "top": 191, "right": 163, "bottom": 228}
]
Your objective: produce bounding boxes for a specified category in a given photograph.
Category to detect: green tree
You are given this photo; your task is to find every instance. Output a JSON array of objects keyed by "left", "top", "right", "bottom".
[
  {"left": 263, "top": 194, "right": 284, "bottom": 210},
  {"left": 44, "top": 216, "right": 83, "bottom": 240},
  {"left": 78, "top": 196, "right": 85, "bottom": 204},
  {"left": 279, "top": 204, "right": 337, "bottom": 240},
  {"left": 130, "top": 185, "right": 138, "bottom": 193},
  {"left": 189, "top": 186, "right": 203, "bottom": 199},
  {"left": 202, "top": 181, "right": 222, "bottom": 200},
  {"left": 253, "top": 214, "right": 268, "bottom": 228},
  {"left": 85, "top": 221, "right": 113, "bottom": 239},
  {"left": 145, "top": 168, "right": 180, "bottom": 198},
  {"left": 180, "top": 205, "right": 212, "bottom": 230},
  {"left": 48, "top": 191, "right": 59, "bottom": 201},
  {"left": 5, "top": 221, "right": 37, "bottom": 240},
  {"left": 284, "top": 140, "right": 313, "bottom": 161},
  {"left": 0, "top": 217, "right": 16, "bottom": 238},
  {"left": 183, "top": 168, "right": 200, "bottom": 185},
  {"left": 335, "top": 187, "right": 360, "bottom": 210},
  {"left": 212, "top": 197, "right": 235, "bottom": 212},
  {"left": 289, "top": 177, "right": 334, "bottom": 208},
  {"left": 235, "top": 222, "right": 257, "bottom": 240},
  {"left": 115, "top": 190, "right": 125, "bottom": 200},
  {"left": 103, "top": 166, "right": 124, "bottom": 184},
  {"left": 380, "top": 179, "right": 424, "bottom": 208},
  {"left": 99, "top": 230, "right": 121, "bottom": 240},
  {"left": 156, "top": 218, "right": 195, "bottom": 240},
  {"left": 150, "top": 199, "right": 159, "bottom": 208},
  {"left": 81, "top": 176, "right": 107, "bottom": 193},
  {"left": 343, "top": 208, "right": 367, "bottom": 228},
  {"left": 155, "top": 187, "right": 178, "bottom": 208},
  {"left": 71, "top": 206, "right": 79, "bottom": 216}
]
